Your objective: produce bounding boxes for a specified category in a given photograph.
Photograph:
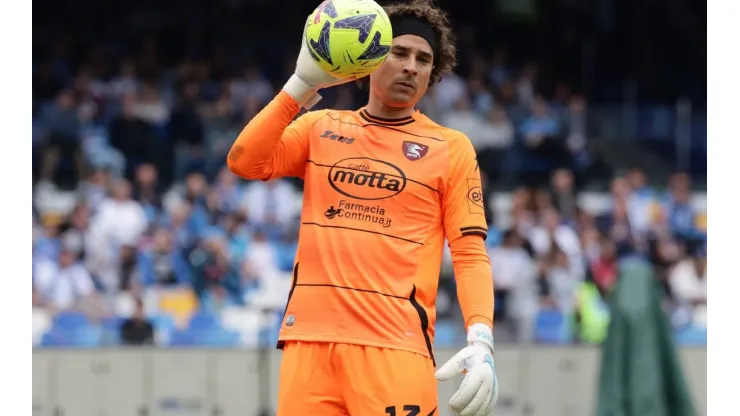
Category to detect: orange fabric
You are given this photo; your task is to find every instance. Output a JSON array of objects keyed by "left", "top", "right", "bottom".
[
  {"left": 277, "top": 341, "right": 349, "bottom": 416},
  {"left": 227, "top": 91, "right": 312, "bottom": 180},
  {"left": 449, "top": 235, "right": 494, "bottom": 330},
  {"left": 228, "top": 91, "right": 494, "bottom": 360},
  {"left": 277, "top": 341, "right": 438, "bottom": 416}
]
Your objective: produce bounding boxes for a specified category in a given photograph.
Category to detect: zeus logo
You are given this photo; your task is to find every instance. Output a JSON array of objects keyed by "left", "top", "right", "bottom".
[{"left": 320, "top": 130, "right": 355, "bottom": 144}]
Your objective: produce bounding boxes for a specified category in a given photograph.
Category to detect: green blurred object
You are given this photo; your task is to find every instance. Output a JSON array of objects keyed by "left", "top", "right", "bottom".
[
  {"left": 575, "top": 281, "right": 611, "bottom": 344},
  {"left": 596, "top": 257, "right": 697, "bottom": 416}
]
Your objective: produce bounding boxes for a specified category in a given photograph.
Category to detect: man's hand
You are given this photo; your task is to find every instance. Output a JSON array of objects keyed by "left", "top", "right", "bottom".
[
  {"left": 435, "top": 323, "right": 498, "bottom": 416},
  {"left": 283, "top": 14, "right": 357, "bottom": 109}
]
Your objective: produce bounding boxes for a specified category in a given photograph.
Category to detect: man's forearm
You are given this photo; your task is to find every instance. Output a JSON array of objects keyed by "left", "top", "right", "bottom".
[
  {"left": 449, "top": 235, "right": 494, "bottom": 329},
  {"left": 227, "top": 91, "right": 301, "bottom": 180}
]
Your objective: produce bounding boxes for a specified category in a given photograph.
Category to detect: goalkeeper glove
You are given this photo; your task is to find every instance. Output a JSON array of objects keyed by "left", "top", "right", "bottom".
[
  {"left": 435, "top": 323, "right": 499, "bottom": 416},
  {"left": 283, "top": 15, "right": 357, "bottom": 109}
]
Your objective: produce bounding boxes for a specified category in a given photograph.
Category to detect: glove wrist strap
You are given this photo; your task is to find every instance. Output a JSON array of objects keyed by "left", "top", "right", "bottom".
[
  {"left": 467, "top": 323, "right": 494, "bottom": 352},
  {"left": 283, "top": 74, "right": 322, "bottom": 109}
]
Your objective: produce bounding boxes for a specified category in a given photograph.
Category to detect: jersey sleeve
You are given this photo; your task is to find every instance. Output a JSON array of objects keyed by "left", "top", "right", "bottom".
[
  {"left": 449, "top": 235, "right": 494, "bottom": 329},
  {"left": 441, "top": 135, "right": 488, "bottom": 243},
  {"left": 227, "top": 91, "right": 324, "bottom": 181}
]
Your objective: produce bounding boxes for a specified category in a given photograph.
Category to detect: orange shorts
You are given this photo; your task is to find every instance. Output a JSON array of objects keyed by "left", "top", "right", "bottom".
[{"left": 277, "top": 341, "right": 438, "bottom": 416}]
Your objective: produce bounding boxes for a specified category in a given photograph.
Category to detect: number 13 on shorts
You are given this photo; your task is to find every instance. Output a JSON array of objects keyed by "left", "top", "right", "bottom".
[{"left": 385, "top": 405, "right": 426, "bottom": 415}]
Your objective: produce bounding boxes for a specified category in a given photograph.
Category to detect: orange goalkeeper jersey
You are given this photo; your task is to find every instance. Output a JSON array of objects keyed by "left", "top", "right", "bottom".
[{"left": 228, "top": 92, "right": 493, "bottom": 362}]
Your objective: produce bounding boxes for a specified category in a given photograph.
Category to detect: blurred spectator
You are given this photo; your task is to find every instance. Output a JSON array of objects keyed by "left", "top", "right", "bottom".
[
  {"left": 649, "top": 234, "right": 685, "bottom": 298},
  {"left": 520, "top": 97, "right": 571, "bottom": 169},
  {"left": 131, "top": 82, "right": 170, "bottom": 126},
  {"left": 564, "top": 95, "right": 588, "bottom": 161},
  {"left": 79, "top": 168, "right": 111, "bottom": 214},
  {"left": 32, "top": 286, "right": 52, "bottom": 345},
  {"left": 432, "top": 72, "right": 468, "bottom": 114},
  {"left": 39, "top": 89, "right": 84, "bottom": 187},
  {"left": 34, "top": 246, "right": 98, "bottom": 313},
  {"left": 108, "top": 93, "right": 158, "bottom": 179},
  {"left": 120, "top": 299, "right": 155, "bottom": 346},
  {"left": 538, "top": 244, "right": 579, "bottom": 314},
  {"left": 550, "top": 169, "right": 578, "bottom": 223},
  {"left": 516, "top": 63, "right": 538, "bottom": 106},
  {"left": 116, "top": 245, "right": 140, "bottom": 291},
  {"left": 34, "top": 212, "right": 64, "bottom": 262},
  {"left": 86, "top": 179, "right": 148, "bottom": 292},
  {"left": 138, "top": 228, "right": 191, "bottom": 287},
  {"left": 90, "top": 179, "right": 148, "bottom": 248},
  {"left": 663, "top": 173, "right": 697, "bottom": 239},
  {"left": 480, "top": 106, "right": 515, "bottom": 149},
  {"left": 213, "top": 168, "right": 245, "bottom": 214},
  {"left": 106, "top": 60, "right": 139, "bottom": 100},
  {"left": 229, "top": 65, "right": 275, "bottom": 110},
  {"left": 133, "top": 164, "right": 163, "bottom": 222},
  {"left": 668, "top": 240, "right": 707, "bottom": 328},
  {"left": 599, "top": 177, "right": 639, "bottom": 254},
  {"left": 468, "top": 75, "right": 495, "bottom": 116},
  {"left": 487, "top": 48, "right": 510, "bottom": 88},
  {"left": 625, "top": 167, "right": 658, "bottom": 237},
  {"left": 59, "top": 203, "right": 91, "bottom": 261},
  {"left": 489, "top": 229, "right": 538, "bottom": 343},
  {"left": 244, "top": 227, "right": 279, "bottom": 286},
  {"left": 475, "top": 106, "right": 515, "bottom": 186},
  {"left": 189, "top": 234, "right": 242, "bottom": 307},
  {"left": 529, "top": 208, "right": 585, "bottom": 281},
  {"left": 241, "top": 179, "right": 300, "bottom": 227},
  {"left": 170, "top": 81, "right": 206, "bottom": 182},
  {"left": 590, "top": 238, "right": 619, "bottom": 293},
  {"left": 605, "top": 198, "right": 636, "bottom": 256},
  {"left": 580, "top": 226, "right": 602, "bottom": 264},
  {"left": 442, "top": 98, "right": 485, "bottom": 148},
  {"left": 244, "top": 227, "right": 293, "bottom": 310}
]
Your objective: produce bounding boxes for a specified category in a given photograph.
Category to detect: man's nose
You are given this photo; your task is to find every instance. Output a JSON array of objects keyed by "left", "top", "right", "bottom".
[{"left": 402, "top": 60, "right": 419, "bottom": 76}]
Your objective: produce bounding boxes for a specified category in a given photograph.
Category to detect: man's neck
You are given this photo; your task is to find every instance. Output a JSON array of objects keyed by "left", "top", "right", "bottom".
[{"left": 364, "top": 96, "right": 415, "bottom": 119}]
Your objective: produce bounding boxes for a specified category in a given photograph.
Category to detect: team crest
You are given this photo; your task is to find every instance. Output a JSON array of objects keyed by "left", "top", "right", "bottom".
[{"left": 402, "top": 141, "right": 429, "bottom": 161}]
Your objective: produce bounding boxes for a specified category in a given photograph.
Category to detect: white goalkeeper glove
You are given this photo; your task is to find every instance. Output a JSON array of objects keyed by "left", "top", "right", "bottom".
[
  {"left": 435, "top": 323, "right": 499, "bottom": 416},
  {"left": 283, "top": 15, "right": 357, "bottom": 109}
]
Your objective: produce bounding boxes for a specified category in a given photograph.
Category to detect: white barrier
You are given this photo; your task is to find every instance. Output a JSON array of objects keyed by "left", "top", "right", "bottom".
[{"left": 32, "top": 347, "right": 706, "bottom": 416}]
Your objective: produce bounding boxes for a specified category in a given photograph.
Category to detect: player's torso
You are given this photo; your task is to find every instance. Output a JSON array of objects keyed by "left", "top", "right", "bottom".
[{"left": 281, "top": 109, "right": 449, "bottom": 357}]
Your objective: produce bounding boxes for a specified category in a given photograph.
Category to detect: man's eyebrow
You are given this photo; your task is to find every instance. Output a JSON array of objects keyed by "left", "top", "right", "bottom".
[
  {"left": 392, "top": 45, "right": 433, "bottom": 59},
  {"left": 417, "top": 50, "right": 433, "bottom": 59}
]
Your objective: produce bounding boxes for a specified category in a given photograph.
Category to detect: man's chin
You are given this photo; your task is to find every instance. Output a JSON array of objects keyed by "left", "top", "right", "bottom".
[{"left": 384, "top": 92, "right": 417, "bottom": 108}]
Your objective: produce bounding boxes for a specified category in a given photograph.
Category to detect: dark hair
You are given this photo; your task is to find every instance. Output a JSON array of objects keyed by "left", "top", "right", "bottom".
[
  {"left": 384, "top": 0, "right": 457, "bottom": 85},
  {"left": 357, "top": 0, "right": 457, "bottom": 89}
]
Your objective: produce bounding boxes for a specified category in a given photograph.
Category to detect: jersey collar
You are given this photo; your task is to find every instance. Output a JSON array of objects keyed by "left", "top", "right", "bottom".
[{"left": 359, "top": 108, "right": 417, "bottom": 126}]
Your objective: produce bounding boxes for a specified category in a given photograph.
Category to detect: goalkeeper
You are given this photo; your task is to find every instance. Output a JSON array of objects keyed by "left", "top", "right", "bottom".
[{"left": 228, "top": 1, "right": 498, "bottom": 415}]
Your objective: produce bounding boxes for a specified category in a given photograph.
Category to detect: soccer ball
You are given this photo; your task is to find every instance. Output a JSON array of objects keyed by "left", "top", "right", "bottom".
[{"left": 305, "top": 0, "right": 393, "bottom": 80}]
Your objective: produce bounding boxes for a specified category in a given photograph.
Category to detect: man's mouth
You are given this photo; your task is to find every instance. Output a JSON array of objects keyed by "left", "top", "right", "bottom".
[{"left": 396, "top": 81, "right": 415, "bottom": 90}]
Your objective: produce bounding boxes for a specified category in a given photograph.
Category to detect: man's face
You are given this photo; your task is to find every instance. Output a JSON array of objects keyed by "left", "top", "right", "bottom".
[{"left": 369, "top": 34, "right": 434, "bottom": 108}]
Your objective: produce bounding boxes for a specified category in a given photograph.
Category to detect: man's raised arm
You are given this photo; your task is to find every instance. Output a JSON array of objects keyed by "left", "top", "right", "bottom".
[{"left": 227, "top": 91, "right": 324, "bottom": 181}]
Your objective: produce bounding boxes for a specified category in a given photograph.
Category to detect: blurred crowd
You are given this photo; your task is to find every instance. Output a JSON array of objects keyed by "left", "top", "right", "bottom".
[
  {"left": 31, "top": 57, "right": 707, "bottom": 348},
  {"left": 481, "top": 168, "right": 706, "bottom": 345},
  {"left": 32, "top": 0, "right": 707, "bottom": 349}
]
